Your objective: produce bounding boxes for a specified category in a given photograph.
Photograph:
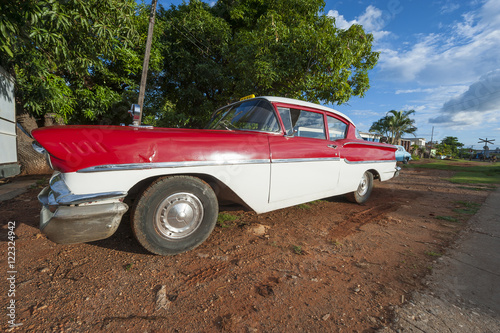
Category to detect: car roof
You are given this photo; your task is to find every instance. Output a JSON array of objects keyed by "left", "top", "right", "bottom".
[{"left": 233, "top": 96, "right": 355, "bottom": 125}]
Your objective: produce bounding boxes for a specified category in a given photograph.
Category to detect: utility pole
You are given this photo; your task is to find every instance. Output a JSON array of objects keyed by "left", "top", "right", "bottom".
[
  {"left": 429, "top": 126, "right": 434, "bottom": 158},
  {"left": 135, "top": 0, "right": 158, "bottom": 126}
]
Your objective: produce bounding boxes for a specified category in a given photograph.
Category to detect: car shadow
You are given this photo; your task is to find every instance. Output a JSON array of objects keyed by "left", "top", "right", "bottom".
[{"left": 87, "top": 212, "right": 151, "bottom": 255}]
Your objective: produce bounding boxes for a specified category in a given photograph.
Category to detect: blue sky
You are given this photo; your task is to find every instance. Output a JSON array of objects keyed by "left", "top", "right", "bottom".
[{"left": 156, "top": 0, "right": 500, "bottom": 149}]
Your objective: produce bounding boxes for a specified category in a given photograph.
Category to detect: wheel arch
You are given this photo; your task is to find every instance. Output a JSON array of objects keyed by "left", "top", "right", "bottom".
[
  {"left": 366, "top": 168, "right": 381, "bottom": 181},
  {"left": 125, "top": 172, "right": 250, "bottom": 209}
]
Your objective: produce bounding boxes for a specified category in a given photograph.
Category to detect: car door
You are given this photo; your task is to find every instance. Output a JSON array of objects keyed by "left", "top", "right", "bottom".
[{"left": 268, "top": 106, "right": 344, "bottom": 204}]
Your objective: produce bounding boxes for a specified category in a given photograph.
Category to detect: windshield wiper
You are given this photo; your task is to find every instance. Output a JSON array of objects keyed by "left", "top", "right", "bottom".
[{"left": 218, "top": 120, "right": 237, "bottom": 131}]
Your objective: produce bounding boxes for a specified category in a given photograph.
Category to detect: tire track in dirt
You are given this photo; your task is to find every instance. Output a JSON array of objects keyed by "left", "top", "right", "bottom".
[
  {"left": 330, "top": 203, "right": 398, "bottom": 239},
  {"left": 173, "top": 248, "right": 274, "bottom": 297}
]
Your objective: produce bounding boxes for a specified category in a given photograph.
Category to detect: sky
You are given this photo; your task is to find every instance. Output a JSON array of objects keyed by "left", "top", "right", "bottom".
[{"left": 156, "top": 0, "right": 500, "bottom": 149}]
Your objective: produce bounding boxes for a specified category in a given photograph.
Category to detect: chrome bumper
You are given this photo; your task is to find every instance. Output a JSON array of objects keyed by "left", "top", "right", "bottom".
[
  {"left": 394, "top": 166, "right": 401, "bottom": 177},
  {"left": 38, "top": 173, "right": 129, "bottom": 244}
]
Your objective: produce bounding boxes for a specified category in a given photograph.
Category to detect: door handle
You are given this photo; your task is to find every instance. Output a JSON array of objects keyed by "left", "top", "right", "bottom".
[{"left": 327, "top": 144, "right": 337, "bottom": 149}]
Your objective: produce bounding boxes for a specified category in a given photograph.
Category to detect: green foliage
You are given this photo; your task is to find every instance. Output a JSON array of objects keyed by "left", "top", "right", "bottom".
[
  {"left": 369, "top": 110, "right": 417, "bottom": 144},
  {"left": 0, "top": 0, "right": 153, "bottom": 123},
  {"left": 436, "top": 136, "right": 464, "bottom": 157},
  {"left": 155, "top": 0, "right": 379, "bottom": 128},
  {"left": 2, "top": 0, "right": 378, "bottom": 127}
]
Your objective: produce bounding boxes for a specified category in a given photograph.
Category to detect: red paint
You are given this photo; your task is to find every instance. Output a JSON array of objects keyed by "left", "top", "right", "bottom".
[
  {"left": 338, "top": 139, "right": 397, "bottom": 162},
  {"left": 32, "top": 126, "right": 272, "bottom": 173},
  {"left": 31, "top": 102, "right": 396, "bottom": 173}
]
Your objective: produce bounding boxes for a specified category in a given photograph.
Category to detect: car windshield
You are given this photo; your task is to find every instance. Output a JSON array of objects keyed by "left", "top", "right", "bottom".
[{"left": 206, "top": 99, "right": 280, "bottom": 133}]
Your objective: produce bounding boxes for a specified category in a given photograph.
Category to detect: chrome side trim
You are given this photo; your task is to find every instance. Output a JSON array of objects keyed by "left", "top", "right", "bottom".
[
  {"left": 32, "top": 141, "right": 54, "bottom": 169},
  {"left": 32, "top": 141, "right": 47, "bottom": 154},
  {"left": 272, "top": 157, "right": 341, "bottom": 163},
  {"left": 343, "top": 141, "right": 396, "bottom": 149},
  {"left": 77, "top": 159, "right": 270, "bottom": 173},
  {"left": 40, "top": 172, "right": 127, "bottom": 206},
  {"left": 344, "top": 159, "right": 396, "bottom": 164}
]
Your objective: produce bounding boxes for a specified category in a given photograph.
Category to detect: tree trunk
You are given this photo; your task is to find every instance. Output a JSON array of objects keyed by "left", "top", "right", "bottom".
[{"left": 16, "top": 110, "right": 52, "bottom": 175}]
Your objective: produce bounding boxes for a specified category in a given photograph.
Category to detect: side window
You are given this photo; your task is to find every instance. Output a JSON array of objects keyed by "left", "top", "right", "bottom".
[
  {"left": 278, "top": 107, "right": 293, "bottom": 136},
  {"left": 327, "top": 116, "right": 347, "bottom": 141},
  {"left": 279, "top": 108, "right": 326, "bottom": 139}
]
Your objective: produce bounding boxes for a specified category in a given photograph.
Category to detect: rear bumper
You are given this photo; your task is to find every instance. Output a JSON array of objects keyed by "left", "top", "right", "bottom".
[
  {"left": 38, "top": 173, "right": 128, "bottom": 244},
  {"left": 394, "top": 166, "right": 401, "bottom": 177}
]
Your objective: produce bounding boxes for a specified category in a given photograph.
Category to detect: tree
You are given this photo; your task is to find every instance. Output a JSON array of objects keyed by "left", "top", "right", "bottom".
[
  {"left": 0, "top": 0, "right": 144, "bottom": 124},
  {"left": 150, "top": 0, "right": 379, "bottom": 128},
  {"left": 369, "top": 110, "right": 417, "bottom": 144},
  {"left": 440, "top": 136, "right": 463, "bottom": 157},
  {"left": 1, "top": 0, "right": 156, "bottom": 174}
]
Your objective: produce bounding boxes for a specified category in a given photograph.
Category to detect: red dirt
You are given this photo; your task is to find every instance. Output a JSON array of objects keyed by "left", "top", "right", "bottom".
[{"left": 1, "top": 162, "right": 493, "bottom": 332}]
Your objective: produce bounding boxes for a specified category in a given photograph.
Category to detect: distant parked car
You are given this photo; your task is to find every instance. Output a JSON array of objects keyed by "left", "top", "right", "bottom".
[
  {"left": 32, "top": 96, "right": 399, "bottom": 255},
  {"left": 395, "top": 145, "right": 412, "bottom": 164}
]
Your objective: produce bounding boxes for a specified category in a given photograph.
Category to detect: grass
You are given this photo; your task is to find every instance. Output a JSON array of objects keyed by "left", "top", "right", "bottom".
[
  {"left": 453, "top": 201, "right": 481, "bottom": 215},
  {"left": 217, "top": 212, "right": 239, "bottom": 228},
  {"left": 425, "top": 251, "right": 442, "bottom": 257},
  {"left": 449, "top": 171, "right": 500, "bottom": 184},
  {"left": 292, "top": 245, "right": 303, "bottom": 255},
  {"left": 407, "top": 160, "right": 500, "bottom": 184},
  {"left": 297, "top": 200, "right": 326, "bottom": 210},
  {"left": 330, "top": 239, "right": 343, "bottom": 248},
  {"left": 435, "top": 201, "right": 481, "bottom": 225},
  {"left": 435, "top": 215, "right": 459, "bottom": 223},
  {"left": 30, "top": 177, "right": 48, "bottom": 189},
  {"left": 457, "top": 186, "right": 496, "bottom": 191}
]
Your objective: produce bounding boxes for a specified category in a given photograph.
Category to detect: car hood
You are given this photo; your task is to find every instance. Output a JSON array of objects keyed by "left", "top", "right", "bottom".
[{"left": 32, "top": 125, "right": 271, "bottom": 173}]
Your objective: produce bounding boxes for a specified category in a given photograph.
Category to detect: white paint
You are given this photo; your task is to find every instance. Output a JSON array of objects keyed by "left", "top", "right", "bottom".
[
  {"left": 269, "top": 160, "right": 340, "bottom": 203},
  {"left": 61, "top": 158, "right": 397, "bottom": 214}
]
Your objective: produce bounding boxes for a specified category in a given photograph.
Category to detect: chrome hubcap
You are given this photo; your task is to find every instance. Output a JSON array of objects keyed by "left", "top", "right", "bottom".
[
  {"left": 357, "top": 173, "right": 369, "bottom": 196},
  {"left": 154, "top": 193, "right": 204, "bottom": 239}
]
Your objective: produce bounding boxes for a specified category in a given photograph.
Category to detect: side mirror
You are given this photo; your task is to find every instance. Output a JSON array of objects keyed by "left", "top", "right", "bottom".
[
  {"left": 284, "top": 129, "right": 297, "bottom": 138},
  {"left": 129, "top": 104, "right": 141, "bottom": 125}
]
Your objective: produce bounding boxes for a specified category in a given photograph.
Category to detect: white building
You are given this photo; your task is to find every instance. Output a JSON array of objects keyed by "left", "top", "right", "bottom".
[{"left": 0, "top": 66, "right": 20, "bottom": 178}]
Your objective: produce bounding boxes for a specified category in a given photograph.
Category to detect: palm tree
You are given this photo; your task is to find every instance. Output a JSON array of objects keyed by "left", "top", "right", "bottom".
[{"left": 369, "top": 110, "right": 417, "bottom": 144}]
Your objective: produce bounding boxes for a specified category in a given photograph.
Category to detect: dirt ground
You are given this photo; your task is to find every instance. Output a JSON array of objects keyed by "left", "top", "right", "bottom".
[{"left": 1, "top": 161, "right": 495, "bottom": 332}]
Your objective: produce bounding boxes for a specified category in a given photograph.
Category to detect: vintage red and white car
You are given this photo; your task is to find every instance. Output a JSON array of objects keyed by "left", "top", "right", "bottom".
[{"left": 32, "top": 96, "right": 399, "bottom": 255}]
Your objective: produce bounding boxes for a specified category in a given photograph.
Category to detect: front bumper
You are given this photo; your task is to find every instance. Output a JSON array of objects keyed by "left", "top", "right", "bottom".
[{"left": 38, "top": 173, "right": 129, "bottom": 244}]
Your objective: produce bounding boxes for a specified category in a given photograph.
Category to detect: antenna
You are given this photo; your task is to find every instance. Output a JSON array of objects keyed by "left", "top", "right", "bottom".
[{"left": 478, "top": 138, "right": 495, "bottom": 159}]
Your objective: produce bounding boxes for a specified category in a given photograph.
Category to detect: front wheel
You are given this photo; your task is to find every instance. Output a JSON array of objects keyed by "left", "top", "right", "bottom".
[
  {"left": 131, "top": 176, "right": 218, "bottom": 255},
  {"left": 346, "top": 171, "right": 374, "bottom": 204}
]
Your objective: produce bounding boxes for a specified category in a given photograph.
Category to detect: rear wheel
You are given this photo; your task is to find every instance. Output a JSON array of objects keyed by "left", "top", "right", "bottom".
[
  {"left": 131, "top": 176, "right": 218, "bottom": 255},
  {"left": 346, "top": 171, "right": 374, "bottom": 204}
]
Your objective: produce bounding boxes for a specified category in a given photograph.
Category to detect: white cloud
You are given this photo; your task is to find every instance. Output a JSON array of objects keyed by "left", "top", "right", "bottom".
[
  {"left": 377, "top": 0, "right": 500, "bottom": 84},
  {"left": 327, "top": 5, "right": 391, "bottom": 41},
  {"left": 327, "top": 10, "right": 354, "bottom": 30},
  {"left": 441, "top": 2, "right": 460, "bottom": 14},
  {"left": 396, "top": 88, "right": 435, "bottom": 94},
  {"left": 430, "top": 69, "right": 500, "bottom": 125}
]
